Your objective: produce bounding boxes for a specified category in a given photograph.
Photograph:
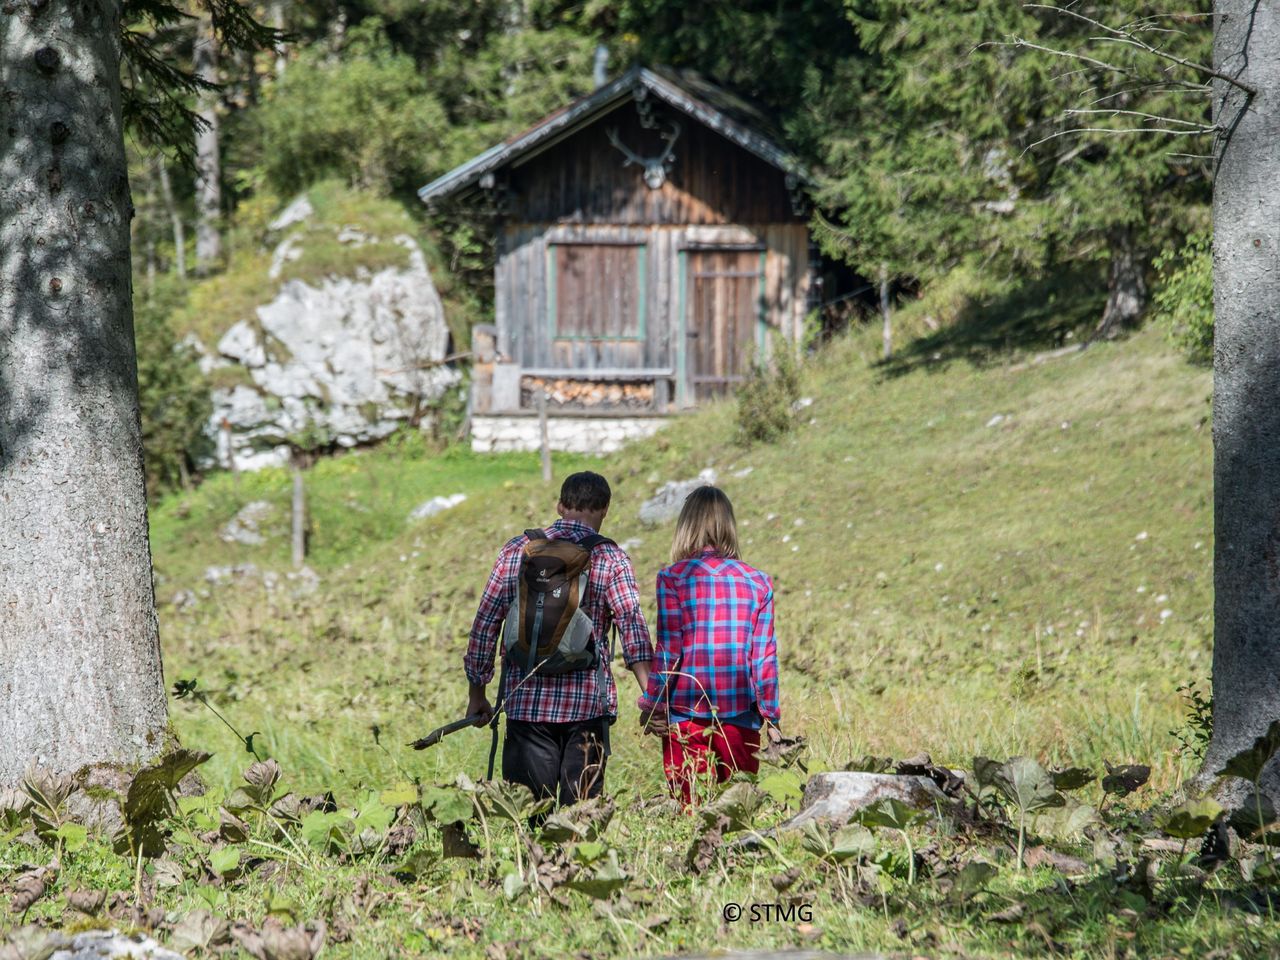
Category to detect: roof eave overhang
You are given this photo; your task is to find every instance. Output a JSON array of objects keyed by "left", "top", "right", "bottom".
[{"left": 417, "top": 67, "right": 812, "bottom": 207}]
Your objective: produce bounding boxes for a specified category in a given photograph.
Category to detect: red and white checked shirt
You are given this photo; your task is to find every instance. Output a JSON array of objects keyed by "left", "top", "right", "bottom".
[
  {"left": 464, "top": 520, "right": 653, "bottom": 723},
  {"left": 637, "top": 550, "right": 780, "bottom": 724}
]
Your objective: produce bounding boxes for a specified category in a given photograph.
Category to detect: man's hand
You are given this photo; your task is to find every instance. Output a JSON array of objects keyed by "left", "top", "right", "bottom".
[
  {"left": 638, "top": 704, "right": 669, "bottom": 738},
  {"left": 467, "top": 685, "right": 494, "bottom": 726}
]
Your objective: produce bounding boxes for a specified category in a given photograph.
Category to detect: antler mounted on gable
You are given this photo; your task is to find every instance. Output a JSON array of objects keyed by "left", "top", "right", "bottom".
[{"left": 605, "top": 119, "right": 682, "bottom": 190}]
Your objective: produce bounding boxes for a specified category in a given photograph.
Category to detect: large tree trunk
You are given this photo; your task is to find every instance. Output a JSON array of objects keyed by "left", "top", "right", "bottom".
[
  {"left": 193, "top": 16, "right": 221, "bottom": 275},
  {"left": 0, "top": 0, "right": 169, "bottom": 786},
  {"left": 1197, "top": 0, "right": 1280, "bottom": 805},
  {"left": 1095, "top": 225, "right": 1147, "bottom": 339}
]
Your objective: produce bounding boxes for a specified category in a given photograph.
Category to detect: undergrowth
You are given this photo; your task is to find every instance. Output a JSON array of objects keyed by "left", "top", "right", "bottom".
[{"left": 3, "top": 314, "right": 1241, "bottom": 957}]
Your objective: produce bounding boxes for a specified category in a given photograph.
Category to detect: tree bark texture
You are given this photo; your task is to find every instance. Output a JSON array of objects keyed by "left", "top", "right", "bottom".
[
  {"left": 1200, "top": 0, "right": 1280, "bottom": 803},
  {"left": 291, "top": 462, "right": 306, "bottom": 569},
  {"left": 193, "top": 16, "right": 221, "bottom": 274},
  {"left": 0, "top": 0, "right": 169, "bottom": 786},
  {"left": 1097, "top": 225, "right": 1148, "bottom": 338}
]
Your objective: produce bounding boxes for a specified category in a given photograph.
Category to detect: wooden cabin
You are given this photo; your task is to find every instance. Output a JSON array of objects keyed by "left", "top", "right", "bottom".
[{"left": 419, "top": 66, "right": 815, "bottom": 453}]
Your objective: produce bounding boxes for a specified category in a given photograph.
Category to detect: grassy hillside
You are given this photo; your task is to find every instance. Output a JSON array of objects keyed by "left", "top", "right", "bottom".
[
  {"left": 157, "top": 321, "right": 1214, "bottom": 795},
  {"left": 17, "top": 318, "right": 1237, "bottom": 960}
]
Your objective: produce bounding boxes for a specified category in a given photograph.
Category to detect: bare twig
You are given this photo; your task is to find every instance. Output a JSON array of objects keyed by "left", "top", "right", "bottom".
[
  {"left": 999, "top": 37, "right": 1136, "bottom": 77},
  {"left": 1023, "top": 3, "right": 1257, "bottom": 96},
  {"left": 1024, "top": 124, "right": 1216, "bottom": 155},
  {"left": 1063, "top": 108, "right": 1212, "bottom": 128}
]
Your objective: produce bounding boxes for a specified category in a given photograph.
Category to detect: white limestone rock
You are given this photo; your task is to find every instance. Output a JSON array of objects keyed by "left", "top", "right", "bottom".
[
  {"left": 220, "top": 500, "right": 274, "bottom": 546},
  {"left": 776, "top": 772, "right": 948, "bottom": 832},
  {"left": 46, "top": 930, "right": 184, "bottom": 960},
  {"left": 269, "top": 193, "right": 314, "bottom": 232},
  {"left": 409, "top": 493, "right": 467, "bottom": 521},
  {"left": 203, "top": 230, "right": 457, "bottom": 471},
  {"left": 217, "top": 321, "right": 266, "bottom": 368},
  {"left": 638, "top": 469, "right": 719, "bottom": 525}
]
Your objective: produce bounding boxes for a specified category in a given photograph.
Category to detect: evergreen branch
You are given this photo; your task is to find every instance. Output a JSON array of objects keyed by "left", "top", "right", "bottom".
[{"left": 1023, "top": 3, "right": 1257, "bottom": 96}]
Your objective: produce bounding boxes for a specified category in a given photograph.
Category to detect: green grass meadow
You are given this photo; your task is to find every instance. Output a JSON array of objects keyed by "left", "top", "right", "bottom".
[{"left": 10, "top": 318, "right": 1267, "bottom": 960}]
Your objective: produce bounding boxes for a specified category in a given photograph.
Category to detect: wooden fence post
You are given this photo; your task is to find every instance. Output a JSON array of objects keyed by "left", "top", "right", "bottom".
[{"left": 538, "top": 391, "right": 552, "bottom": 484}]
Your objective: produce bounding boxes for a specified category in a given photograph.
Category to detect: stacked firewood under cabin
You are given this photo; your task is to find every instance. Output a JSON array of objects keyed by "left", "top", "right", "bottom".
[{"left": 521, "top": 376, "right": 656, "bottom": 411}]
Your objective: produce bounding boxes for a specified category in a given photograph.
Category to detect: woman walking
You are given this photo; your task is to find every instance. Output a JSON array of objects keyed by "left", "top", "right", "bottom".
[{"left": 637, "top": 486, "right": 780, "bottom": 805}]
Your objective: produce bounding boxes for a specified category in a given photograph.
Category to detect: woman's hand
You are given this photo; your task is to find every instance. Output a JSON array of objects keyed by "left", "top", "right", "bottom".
[{"left": 639, "top": 705, "right": 669, "bottom": 738}]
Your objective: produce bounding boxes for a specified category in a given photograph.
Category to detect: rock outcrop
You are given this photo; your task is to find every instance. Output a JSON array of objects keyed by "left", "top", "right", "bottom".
[{"left": 200, "top": 204, "right": 457, "bottom": 472}]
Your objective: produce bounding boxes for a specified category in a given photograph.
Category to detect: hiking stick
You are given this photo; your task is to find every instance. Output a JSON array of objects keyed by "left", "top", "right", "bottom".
[{"left": 408, "top": 714, "right": 488, "bottom": 750}]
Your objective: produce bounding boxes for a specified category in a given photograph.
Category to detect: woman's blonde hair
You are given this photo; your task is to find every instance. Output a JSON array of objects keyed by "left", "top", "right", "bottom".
[{"left": 671, "top": 485, "right": 740, "bottom": 562}]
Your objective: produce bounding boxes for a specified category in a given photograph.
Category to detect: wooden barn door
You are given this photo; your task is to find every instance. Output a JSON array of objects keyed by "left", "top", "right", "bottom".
[{"left": 686, "top": 249, "right": 763, "bottom": 400}]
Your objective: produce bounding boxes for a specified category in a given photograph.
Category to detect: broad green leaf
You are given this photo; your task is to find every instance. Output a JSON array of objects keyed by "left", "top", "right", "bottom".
[
  {"left": 572, "top": 841, "right": 606, "bottom": 865},
  {"left": 1159, "top": 799, "right": 1224, "bottom": 840},
  {"left": 952, "top": 859, "right": 997, "bottom": 896},
  {"left": 972, "top": 756, "right": 1003, "bottom": 800},
  {"left": 564, "top": 849, "right": 628, "bottom": 900},
  {"left": 800, "top": 820, "right": 832, "bottom": 857},
  {"left": 827, "top": 824, "right": 876, "bottom": 862},
  {"left": 301, "top": 810, "right": 351, "bottom": 853},
  {"left": 479, "top": 781, "right": 548, "bottom": 822},
  {"left": 209, "top": 847, "right": 241, "bottom": 876},
  {"left": 397, "top": 848, "right": 438, "bottom": 879},
  {"left": 758, "top": 770, "right": 805, "bottom": 807},
  {"left": 353, "top": 792, "right": 394, "bottom": 835},
  {"left": 698, "top": 782, "right": 763, "bottom": 834},
  {"left": 992, "top": 757, "right": 1065, "bottom": 815},
  {"left": 122, "top": 749, "right": 213, "bottom": 855},
  {"left": 421, "top": 786, "right": 473, "bottom": 826},
  {"left": 380, "top": 782, "right": 418, "bottom": 807},
  {"left": 1030, "top": 802, "right": 1100, "bottom": 841},
  {"left": 1218, "top": 720, "right": 1280, "bottom": 782},
  {"left": 1250, "top": 857, "right": 1280, "bottom": 884},
  {"left": 857, "top": 797, "right": 927, "bottom": 831},
  {"left": 266, "top": 892, "right": 302, "bottom": 922},
  {"left": 195, "top": 884, "right": 228, "bottom": 911},
  {"left": 56, "top": 823, "right": 87, "bottom": 853},
  {"left": 540, "top": 796, "right": 615, "bottom": 843}
]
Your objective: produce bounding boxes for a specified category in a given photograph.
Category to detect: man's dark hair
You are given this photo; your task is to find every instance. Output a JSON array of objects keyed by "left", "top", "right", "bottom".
[{"left": 559, "top": 471, "right": 611, "bottom": 512}]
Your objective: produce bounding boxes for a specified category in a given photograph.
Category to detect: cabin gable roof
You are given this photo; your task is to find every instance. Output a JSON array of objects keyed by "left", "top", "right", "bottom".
[{"left": 418, "top": 66, "right": 810, "bottom": 206}]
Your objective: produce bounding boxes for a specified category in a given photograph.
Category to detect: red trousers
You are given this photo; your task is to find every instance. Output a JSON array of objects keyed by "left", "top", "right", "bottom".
[{"left": 662, "top": 719, "right": 760, "bottom": 806}]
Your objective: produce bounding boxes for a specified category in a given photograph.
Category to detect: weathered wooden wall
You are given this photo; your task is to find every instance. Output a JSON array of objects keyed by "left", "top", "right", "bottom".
[
  {"left": 491, "top": 99, "right": 810, "bottom": 409},
  {"left": 495, "top": 222, "right": 809, "bottom": 406},
  {"left": 509, "top": 103, "right": 799, "bottom": 225}
]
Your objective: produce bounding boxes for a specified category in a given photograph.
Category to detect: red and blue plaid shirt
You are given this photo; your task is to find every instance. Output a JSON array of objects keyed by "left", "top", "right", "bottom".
[
  {"left": 465, "top": 520, "right": 653, "bottom": 723},
  {"left": 638, "top": 550, "right": 780, "bottom": 724}
]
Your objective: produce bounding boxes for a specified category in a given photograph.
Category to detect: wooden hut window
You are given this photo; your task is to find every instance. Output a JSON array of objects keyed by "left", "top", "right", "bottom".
[{"left": 549, "top": 242, "right": 646, "bottom": 341}]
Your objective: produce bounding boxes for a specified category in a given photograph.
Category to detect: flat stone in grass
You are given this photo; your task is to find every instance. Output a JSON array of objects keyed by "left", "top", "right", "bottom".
[
  {"left": 39, "top": 930, "right": 184, "bottom": 960},
  {"left": 776, "top": 772, "right": 949, "bottom": 832}
]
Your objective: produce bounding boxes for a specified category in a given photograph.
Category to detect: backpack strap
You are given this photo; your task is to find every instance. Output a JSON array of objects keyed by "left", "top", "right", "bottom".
[
  {"left": 524, "top": 528, "right": 548, "bottom": 541},
  {"left": 574, "top": 533, "right": 617, "bottom": 756}
]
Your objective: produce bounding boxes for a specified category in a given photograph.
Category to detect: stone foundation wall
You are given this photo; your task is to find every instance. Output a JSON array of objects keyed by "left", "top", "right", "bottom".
[{"left": 471, "top": 415, "right": 668, "bottom": 454}]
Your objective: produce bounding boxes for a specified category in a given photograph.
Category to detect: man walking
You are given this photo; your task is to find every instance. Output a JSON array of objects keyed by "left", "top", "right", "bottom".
[{"left": 464, "top": 471, "right": 654, "bottom": 804}]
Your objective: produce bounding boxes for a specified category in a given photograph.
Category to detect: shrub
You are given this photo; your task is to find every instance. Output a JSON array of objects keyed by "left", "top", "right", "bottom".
[
  {"left": 253, "top": 19, "right": 450, "bottom": 196},
  {"left": 135, "top": 281, "right": 214, "bottom": 495},
  {"left": 735, "top": 346, "right": 802, "bottom": 445},
  {"left": 1152, "top": 233, "right": 1213, "bottom": 364}
]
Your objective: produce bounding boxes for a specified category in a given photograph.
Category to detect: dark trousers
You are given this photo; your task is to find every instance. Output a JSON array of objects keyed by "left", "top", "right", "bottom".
[{"left": 503, "top": 717, "right": 608, "bottom": 806}]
